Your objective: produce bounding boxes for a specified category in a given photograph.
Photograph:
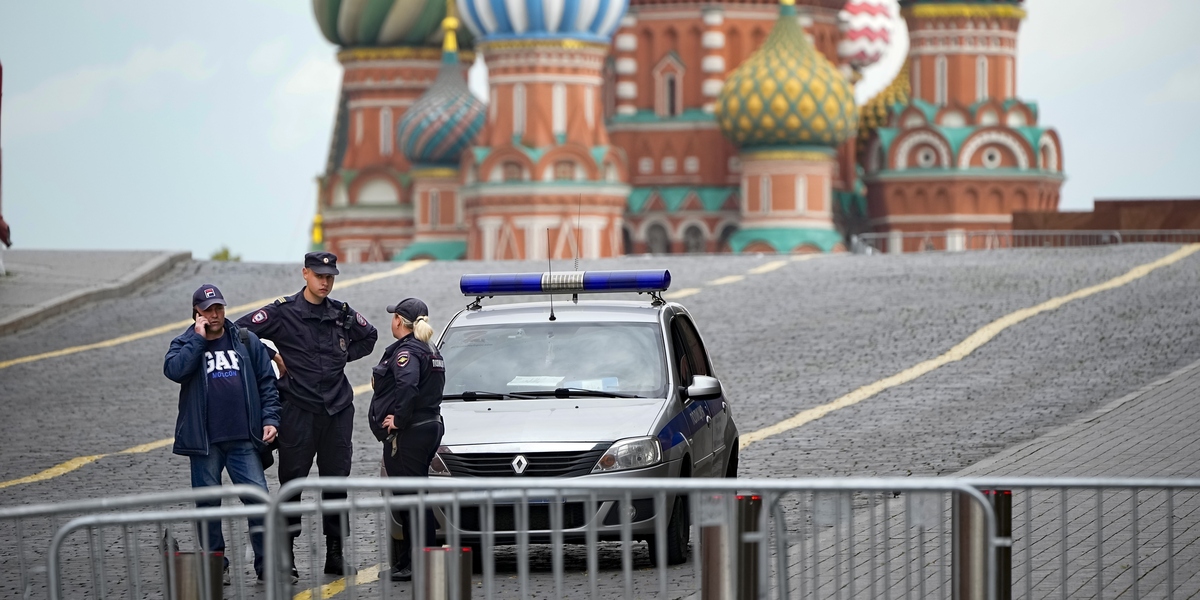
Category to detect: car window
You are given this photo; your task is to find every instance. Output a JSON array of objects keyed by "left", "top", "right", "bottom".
[
  {"left": 439, "top": 322, "right": 668, "bottom": 397},
  {"left": 670, "top": 324, "right": 693, "bottom": 387},
  {"left": 675, "top": 316, "right": 711, "bottom": 378}
]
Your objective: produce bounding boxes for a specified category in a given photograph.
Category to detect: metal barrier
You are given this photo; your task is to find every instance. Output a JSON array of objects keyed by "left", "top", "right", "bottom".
[
  {"left": 851, "top": 230, "right": 1200, "bottom": 255},
  {"left": 9, "top": 478, "right": 1200, "bottom": 599},
  {"left": 0, "top": 485, "right": 269, "bottom": 600}
]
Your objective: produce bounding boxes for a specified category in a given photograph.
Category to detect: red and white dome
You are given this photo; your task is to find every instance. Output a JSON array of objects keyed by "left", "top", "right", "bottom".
[{"left": 838, "top": 0, "right": 893, "bottom": 69}]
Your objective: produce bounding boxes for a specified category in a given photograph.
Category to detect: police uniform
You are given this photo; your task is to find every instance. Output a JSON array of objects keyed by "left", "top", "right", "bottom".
[
  {"left": 234, "top": 251, "right": 377, "bottom": 576},
  {"left": 367, "top": 297, "right": 445, "bottom": 581}
]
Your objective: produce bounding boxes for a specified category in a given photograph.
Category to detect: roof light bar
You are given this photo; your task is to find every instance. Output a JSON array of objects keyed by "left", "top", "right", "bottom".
[{"left": 460, "top": 269, "right": 671, "bottom": 297}]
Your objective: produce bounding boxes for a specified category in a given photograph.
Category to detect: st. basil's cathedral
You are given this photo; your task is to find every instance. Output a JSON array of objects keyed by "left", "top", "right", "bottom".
[{"left": 308, "top": 0, "right": 1064, "bottom": 262}]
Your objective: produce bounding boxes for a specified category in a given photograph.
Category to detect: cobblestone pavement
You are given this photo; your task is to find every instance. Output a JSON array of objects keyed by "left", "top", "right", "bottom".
[{"left": 1, "top": 245, "right": 1199, "bottom": 599}]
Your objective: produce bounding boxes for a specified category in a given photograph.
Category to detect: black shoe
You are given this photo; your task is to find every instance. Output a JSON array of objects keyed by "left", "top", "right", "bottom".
[
  {"left": 389, "top": 564, "right": 413, "bottom": 582},
  {"left": 222, "top": 565, "right": 231, "bottom": 587},
  {"left": 324, "top": 536, "right": 357, "bottom": 576}
]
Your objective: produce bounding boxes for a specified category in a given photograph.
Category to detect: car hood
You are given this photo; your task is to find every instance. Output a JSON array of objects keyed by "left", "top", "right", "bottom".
[{"left": 440, "top": 397, "right": 667, "bottom": 447}]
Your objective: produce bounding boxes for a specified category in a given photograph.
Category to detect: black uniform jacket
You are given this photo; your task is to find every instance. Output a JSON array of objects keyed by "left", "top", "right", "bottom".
[
  {"left": 235, "top": 289, "right": 378, "bottom": 415},
  {"left": 368, "top": 333, "right": 445, "bottom": 442}
]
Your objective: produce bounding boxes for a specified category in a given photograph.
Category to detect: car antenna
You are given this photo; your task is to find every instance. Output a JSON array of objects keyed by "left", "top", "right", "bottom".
[
  {"left": 573, "top": 194, "right": 582, "bottom": 304},
  {"left": 546, "top": 228, "right": 557, "bottom": 321}
]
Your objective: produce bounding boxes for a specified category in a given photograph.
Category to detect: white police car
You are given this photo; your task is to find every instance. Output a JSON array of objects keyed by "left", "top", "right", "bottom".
[{"left": 427, "top": 269, "right": 739, "bottom": 565}]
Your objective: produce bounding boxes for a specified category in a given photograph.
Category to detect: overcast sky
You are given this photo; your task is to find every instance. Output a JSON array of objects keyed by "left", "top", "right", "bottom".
[{"left": 1, "top": 0, "right": 1197, "bottom": 262}]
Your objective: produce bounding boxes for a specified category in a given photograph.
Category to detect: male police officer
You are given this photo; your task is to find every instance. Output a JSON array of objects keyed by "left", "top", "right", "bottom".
[{"left": 236, "top": 252, "right": 378, "bottom": 577}]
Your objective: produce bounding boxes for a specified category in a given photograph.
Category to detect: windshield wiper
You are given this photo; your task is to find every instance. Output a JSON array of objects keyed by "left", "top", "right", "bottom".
[
  {"left": 518, "top": 388, "right": 643, "bottom": 399},
  {"left": 443, "top": 391, "right": 536, "bottom": 401}
]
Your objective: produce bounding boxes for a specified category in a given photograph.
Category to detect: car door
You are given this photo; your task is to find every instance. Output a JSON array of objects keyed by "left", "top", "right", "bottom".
[
  {"left": 671, "top": 316, "right": 714, "bottom": 476},
  {"left": 676, "top": 316, "right": 730, "bottom": 476}
]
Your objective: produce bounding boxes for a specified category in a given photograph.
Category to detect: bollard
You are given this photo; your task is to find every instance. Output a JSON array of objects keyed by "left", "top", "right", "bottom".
[
  {"left": 699, "top": 494, "right": 734, "bottom": 600},
  {"left": 952, "top": 492, "right": 988, "bottom": 600},
  {"left": 422, "top": 546, "right": 472, "bottom": 600},
  {"left": 165, "top": 551, "right": 224, "bottom": 600},
  {"left": 984, "top": 490, "right": 1012, "bottom": 600},
  {"left": 735, "top": 495, "right": 762, "bottom": 600}
]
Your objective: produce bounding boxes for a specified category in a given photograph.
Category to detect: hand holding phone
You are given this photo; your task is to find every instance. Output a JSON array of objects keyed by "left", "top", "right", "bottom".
[{"left": 194, "top": 314, "right": 208, "bottom": 335}]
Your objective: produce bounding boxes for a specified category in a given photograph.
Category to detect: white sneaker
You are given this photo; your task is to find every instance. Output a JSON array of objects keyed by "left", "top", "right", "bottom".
[{"left": 222, "top": 565, "right": 231, "bottom": 587}]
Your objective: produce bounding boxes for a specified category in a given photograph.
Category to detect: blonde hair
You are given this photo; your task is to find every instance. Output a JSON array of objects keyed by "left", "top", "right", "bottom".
[{"left": 401, "top": 314, "right": 435, "bottom": 344}]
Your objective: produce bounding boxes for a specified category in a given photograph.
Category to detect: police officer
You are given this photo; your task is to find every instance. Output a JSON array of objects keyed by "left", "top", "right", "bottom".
[
  {"left": 235, "top": 251, "right": 378, "bottom": 578},
  {"left": 367, "top": 298, "right": 445, "bottom": 582}
]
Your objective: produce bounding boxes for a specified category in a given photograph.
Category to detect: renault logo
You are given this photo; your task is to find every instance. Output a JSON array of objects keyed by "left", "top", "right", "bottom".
[{"left": 511, "top": 455, "right": 529, "bottom": 475}]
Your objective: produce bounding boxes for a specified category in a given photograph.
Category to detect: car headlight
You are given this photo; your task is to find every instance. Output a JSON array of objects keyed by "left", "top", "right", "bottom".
[
  {"left": 429, "top": 446, "right": 452, "bottom": 476},
  {"left": 592, "top": 437, "right": 662, "bottom": 473}
]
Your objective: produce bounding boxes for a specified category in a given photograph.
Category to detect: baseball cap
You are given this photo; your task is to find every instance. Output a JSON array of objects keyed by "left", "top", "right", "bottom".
[
  {"left": 304, "top": 252, "right": 340, "bottom": 275},
  {"left": 192, "top": 284, "right": 226, "bottom": 310},
  {"left": 386, "top": 298, "right": 429, "bottom": 322}
]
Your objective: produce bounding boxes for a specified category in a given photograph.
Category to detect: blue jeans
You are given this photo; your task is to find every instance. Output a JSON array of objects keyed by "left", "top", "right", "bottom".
[{"left": 189, "top": 440, "right": 269, "bottom": 574}]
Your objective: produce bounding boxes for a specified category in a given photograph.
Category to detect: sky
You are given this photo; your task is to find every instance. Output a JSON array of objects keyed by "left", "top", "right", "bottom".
[{"left": 0, "top": 0, "right": 1197, "bottom": 262}]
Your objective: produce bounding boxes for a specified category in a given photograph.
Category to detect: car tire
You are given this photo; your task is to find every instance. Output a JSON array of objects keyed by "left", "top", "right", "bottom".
[
  {"left": 648, "top": 493, "right": 690, "bottom": 566},
  {"left": 725, "top": 444, "right": 739, "bottom": 478}
]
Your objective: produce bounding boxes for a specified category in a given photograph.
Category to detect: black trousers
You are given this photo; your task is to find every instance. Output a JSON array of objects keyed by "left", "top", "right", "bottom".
[
  {"left": 278, "top": 402, "right": 354, "bottom": 538},
  {"left": 383, "top": 420, "right": 444, "bottom": 566}
]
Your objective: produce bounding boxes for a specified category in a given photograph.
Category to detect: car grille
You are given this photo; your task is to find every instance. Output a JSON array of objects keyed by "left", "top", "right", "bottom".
[
  {"left": 441, "top": 448, "right": 609, "bottom": 478},
  {"left": 455, "top": 503, "right": 589, "bottom": 532}
]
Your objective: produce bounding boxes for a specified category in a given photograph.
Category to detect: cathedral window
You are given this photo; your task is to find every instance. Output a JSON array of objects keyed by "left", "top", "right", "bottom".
[
  {"left": 653, "top": 54, "right": 685, "bottom": 118},
  {"left": 976, "top": 56, "right": 989, "bottom": 102},
  {"left": 982, "top": 148, "right": 1002, "bottom": 169},
  {"left": 647, "top": 223, "right": 671, "bottom": 254},
  {"left": 639, "top": 157, "right": 654, "bottom": 174},
  {"left": 684, "top": 156, "right": 699, "bottom": 173},
  {"left": 935, "top": 55, "right": 948, "bottom": 104},
  {"left": 662, "top": 157, "right": 677, "bottom": 174},
  {"left": 665, "top": 75, "right": 678, "bottom": 117},
  {"left": 683, "top": 225, "right": 706, "bottom": 253},
  {"left": 554, "top": 161, "right": 575, "bottom": 181},
  {"left": 503, "top": 162, "right": 523, "bottom": 182}
]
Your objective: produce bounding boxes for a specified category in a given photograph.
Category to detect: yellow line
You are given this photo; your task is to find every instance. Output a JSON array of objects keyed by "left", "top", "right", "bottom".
[
  {"left": 748, "top": 260, "right": 788, "bottom": 275},
  {"left": 790, "top": 254, "right": 824, "bottom": 262},
  {"left": 663, "top": 288, "right": 702, "bottom": 300},
  {"left": 0, "top": 260, "right": 430, "bottom": 371},
  {"left": 708, "top": 275, "right": 745, "bottom": 286},
  {"left": 293, "top": 563, "right": 382, "bottom": 600},
  {"left": 740, "top": 244, "right": 1200, "bottom": 450}
]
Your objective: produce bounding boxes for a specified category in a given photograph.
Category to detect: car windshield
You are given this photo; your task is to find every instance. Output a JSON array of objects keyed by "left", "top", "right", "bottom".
[{"left": 439, "top": 321, "right": 667, "bottom": 398}]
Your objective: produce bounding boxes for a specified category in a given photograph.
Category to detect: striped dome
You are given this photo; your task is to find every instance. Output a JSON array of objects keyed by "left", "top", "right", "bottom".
[
  {"left": 456, "top": 0, "right": 628, "bottom": 43},
  {"left": 396, "top": 18, "right": 486, "bottom": 166},
  {"left": 313, "top": 0, "right": 450, "bottom": 47},
  {"left": 715, "top": 1, "right": 858, "bottom": 148}
]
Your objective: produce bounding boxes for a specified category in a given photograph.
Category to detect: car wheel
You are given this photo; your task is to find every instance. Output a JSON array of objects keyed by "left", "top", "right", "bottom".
[
  {"left": 648, "top": 493, "right": 690, "bottom": 566},
  {"left": 725, "top": 444, "right": 739, "bottom": 478}
]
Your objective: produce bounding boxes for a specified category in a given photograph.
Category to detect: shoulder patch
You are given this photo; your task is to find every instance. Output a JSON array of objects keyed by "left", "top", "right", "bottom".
[
  {"left": 251, "top": 310, "right": 269, "bottom": 324},
  {"left": 356, "top": 312, "right": 368, "bottom": 327},
  {"left": 273, "top": 296, "right": 290, "bottom": 305},
  {"left": 396, "top": 351, "right": 410, "bottom": 367}
]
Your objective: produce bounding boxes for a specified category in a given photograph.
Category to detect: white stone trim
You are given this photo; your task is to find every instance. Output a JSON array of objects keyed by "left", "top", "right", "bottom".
[
  {"left": 616, "top": 81, "right": 638, "bottom": 99},
  {"left": 1038, "top": 132, "right": 1060, "bottom": 172},
  {"left": 702, "top": 78, "right": 724, "bottom": 97},
  {"left": 616, "top": 104, "right": 637, "bottom": 115},
  {"left": 869, "top": 214, "right": 1013, "bottom": 225},
  {"left": 894, "top": 131, "right": 952, "bottom": 170},
  {"left": 702, "top": 31, "right": 726, "bottom": 49},
  {"left": 615, "top": 33, "right": 637, "bottom": 52},
  {"left": 489, "top": 74, "right": 603, "bottom": 86},
  {"left": 959, "top": 130, "right": 1030, "bottom": 170},
  {"left": 702, "top": 56, "right": 725, "bottom": 74},
  {"left": 347, "top": 98, "right": 415, "bottom": 110},
  {"left": 615, "top": 57, "right": 638, "bottom": 75},
  {"left": 620, "top": 14, "right": 637, "bottom": 27}
]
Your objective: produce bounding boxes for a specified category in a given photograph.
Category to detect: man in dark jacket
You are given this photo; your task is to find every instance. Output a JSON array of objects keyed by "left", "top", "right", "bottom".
[
  {"left": 235, "top": 251, "right": 377, "bottom": 577},
  {"left": 164, "top": 284, "right": 281, "bottom": 584}
]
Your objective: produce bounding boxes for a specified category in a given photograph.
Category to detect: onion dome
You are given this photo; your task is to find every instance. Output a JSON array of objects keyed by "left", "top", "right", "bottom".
[
  {"left": 715, "top": 0, "right": 858, "bottom": 148},
  {"left": 456, "top": 0, "right": 627, "bottom": 44},
  {"left": 396, "top": 16, "right": 486, "bottom": 166},
  {"left": 313, "top": 0, "right": 455, "bottom": 47},
  {"left": 858, "top": 61, "right": 910, "bottom": 143},
  {"left": 838, "top": 0, "right": 892, "bottom": 69}
]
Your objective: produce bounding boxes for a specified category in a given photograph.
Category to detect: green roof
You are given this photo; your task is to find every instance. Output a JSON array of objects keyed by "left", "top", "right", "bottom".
[
  {"left": 627, "top": 186, "right": 736, "bottom": 213},
  {"left": 610, "top": 108, "right": 715, "bottom": 125},
  {"left": 394, "top": 240, "right": 466, "bottom": 261},
  {"left": 730, "top": 227, "right": 843, "bottom": 254}
]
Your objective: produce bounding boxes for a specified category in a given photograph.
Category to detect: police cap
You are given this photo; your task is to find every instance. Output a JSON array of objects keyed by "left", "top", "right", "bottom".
[
  {"left": 304, "top": 252, "right": 340, "bottom": 275},
  {"left": 386, "top": 298, "right": 428, "bottom": 322}
]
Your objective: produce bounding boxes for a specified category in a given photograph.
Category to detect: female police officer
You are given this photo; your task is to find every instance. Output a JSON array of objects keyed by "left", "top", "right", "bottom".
[{"left": 368, "top": 298, "right": 445, "bottom": 581}]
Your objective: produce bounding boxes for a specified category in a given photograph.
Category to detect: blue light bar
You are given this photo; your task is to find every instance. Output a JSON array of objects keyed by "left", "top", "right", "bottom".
[{"left": 460, "top": 270, "right": 671, "bottom": 296}]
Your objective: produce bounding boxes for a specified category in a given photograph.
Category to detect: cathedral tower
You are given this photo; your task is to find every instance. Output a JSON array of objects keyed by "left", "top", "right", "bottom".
[
  {"left": 456, "top": 0, "right": 631, "bottom": 260},
  {"left": 311, "top": 0, "right": 471, "bottom": 262}
]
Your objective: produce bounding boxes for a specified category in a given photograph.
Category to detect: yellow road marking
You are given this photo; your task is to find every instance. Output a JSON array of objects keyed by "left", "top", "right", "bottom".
[
  {"left": 740, "top": 244, "right": 1200, "bottom": 450},
  {"left": 663, "top": 288, "right": 702, "bottom": 300},
  {"left": 708, "top": 275, "right": 745, "bottom": 286},
  {"left": 0, "top": 260, "right": 430, "bottom": 371},
  {"left": 790, "top": 254, "right": 823, "bottom": 262},
  {"left": 293, "top": 563, "right": 382, "bottom": 600},
  {"left": 748, "top": 260, "right": 788, "bottom": 274}
]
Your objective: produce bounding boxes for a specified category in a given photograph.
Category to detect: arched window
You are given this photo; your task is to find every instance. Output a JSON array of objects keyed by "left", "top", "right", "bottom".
[
  {"left": 647, "top": 224, "right": 671, "bottom": 254},
  {"left": 379, "top": 108, "right": 393, "bottom": 156},
  {"left": 513, "top": 84, "right": 526, "bottom": 138},
  {"left": 552, "top": 83, "right": 567, "bottom": 137},
  {"left": 503, "top": 162, "right": 523, "bottom": 182},
  {"left": 554, "top": 161, "right": 575, "bottom": 181},
  {"left": 357, "top": 178, "right": 399, "bottom": 205},
  {"left": 976, "top": 56, "right": 989, "bottom": 102},
  {"left": 683, "top": 225, "right": 705, "bottom": 253},
  {"left": 428, "top": 190, "right": 441, "bottom": 227},
  {"left": 935, "top": 55, "right": 948, "bottom": 104},
  {"left": 717, "top": 224, "right": 738, "bottom": 253},
  {"left": 759, "top": 175, "right": 772, "bottom": 213},
  {"left": 665, "top": 74, "right": 678, "bottom": 117}
]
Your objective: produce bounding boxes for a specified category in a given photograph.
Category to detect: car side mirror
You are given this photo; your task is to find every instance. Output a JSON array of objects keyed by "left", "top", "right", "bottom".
[{"left": 686, "top": 375, "right": 722, "bottom": 401}]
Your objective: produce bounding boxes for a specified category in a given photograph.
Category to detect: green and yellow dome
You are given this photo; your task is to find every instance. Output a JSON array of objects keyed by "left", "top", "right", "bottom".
[{"left": 715, "top": 0, "right": 858, "bottom": 148}]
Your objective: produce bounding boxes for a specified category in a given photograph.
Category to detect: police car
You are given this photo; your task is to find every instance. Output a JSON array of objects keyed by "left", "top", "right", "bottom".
[{"left": 427, "top": 269, "right": 738, "bottom": 566}]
